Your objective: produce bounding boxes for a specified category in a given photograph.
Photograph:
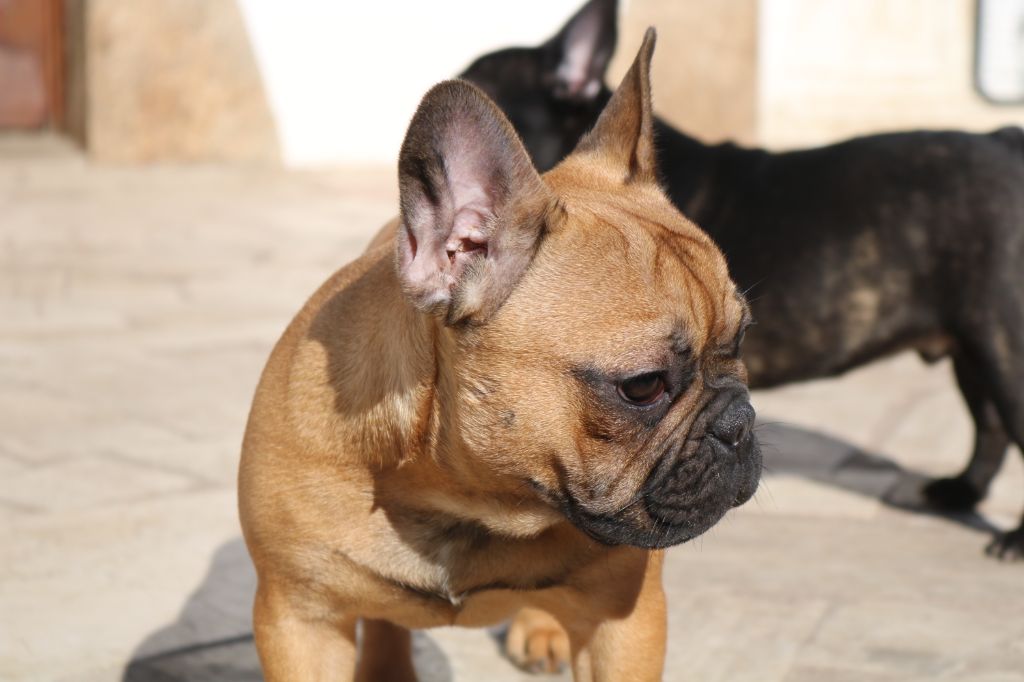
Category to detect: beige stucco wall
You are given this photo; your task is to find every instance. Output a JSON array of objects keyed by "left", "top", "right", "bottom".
[
  {"left": 74, "top": 0, "right": 761, "bottom": 161},
  {"left": 612, "top": 0, "right": 760, "bottom": 146},
  {"left": 68, "top": 0, "right": 1024, "bottom": 163},
  {"left": 759, "top": 0, "right": 1024, "bottom": 148},
  {"left": 612, "top": 0, "right": 1024, "bottom": 151},
  {"left": 83, "top": 0, "right": 278, "bottom": 163}
]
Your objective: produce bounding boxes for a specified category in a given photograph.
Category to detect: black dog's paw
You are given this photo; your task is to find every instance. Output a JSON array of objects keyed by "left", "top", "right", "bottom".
[
  {"left": 985, "top": 528, "right": 1024, "bottom": 561},
  {"left": 922, "top": 476, "right": 983, "bottom": 512}
]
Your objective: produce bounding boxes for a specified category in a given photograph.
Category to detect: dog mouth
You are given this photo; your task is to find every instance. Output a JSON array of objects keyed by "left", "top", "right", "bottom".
[
  {"left": 640, "top": 430, "right": 762, "bottom": 543},
  {"left": 547, "top": 394, "right": 763, "bottom": 550}
]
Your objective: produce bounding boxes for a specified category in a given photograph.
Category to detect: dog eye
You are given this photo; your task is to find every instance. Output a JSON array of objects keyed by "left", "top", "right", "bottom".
[
  {"left": 731, "top": 326, "right": 747, "bottom": 357},
  {"left": 617, "top": 373, "right": 666, "bottom": 405},
  {"left": 722, "top": 320, "right": 752, "bottom": 359}
]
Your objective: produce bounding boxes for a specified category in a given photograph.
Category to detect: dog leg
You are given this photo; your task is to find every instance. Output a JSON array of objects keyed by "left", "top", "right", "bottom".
[
  {"left": 990, "top": 522, "right": 1024, "bottom": 561},
  {"left": 923, "top": 353, "right": 1010, "bottom": 510},
  {"left": 505, "top": 607, "right": 571, "bottom": 674},
  {"left": 963, "top": 317, "right": 1024, "bottom": 560},
  {"left": 357, "top": 619, "right": 418, "bottom": 682},
  {"left": 253, "top": 585, "right": 358, "bottom": 682},
  {"left": 563, "top": 553, "right": 667, "bottom": 682},
  {"left": 568, "top": 587, "right": 667, "bottom": 682},
  {"left": 981, "top": 412, "right": 1024, "bottom": 560}
]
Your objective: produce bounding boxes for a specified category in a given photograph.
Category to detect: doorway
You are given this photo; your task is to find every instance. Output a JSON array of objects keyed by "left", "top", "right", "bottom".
[{"left": 0, "top": 0, "right": 64, "bottom": 129}]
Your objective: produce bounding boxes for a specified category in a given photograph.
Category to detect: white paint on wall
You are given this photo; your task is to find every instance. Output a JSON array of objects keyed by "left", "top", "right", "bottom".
[{"left": 237, "top": 0, "right": 586, "bottom": 167}]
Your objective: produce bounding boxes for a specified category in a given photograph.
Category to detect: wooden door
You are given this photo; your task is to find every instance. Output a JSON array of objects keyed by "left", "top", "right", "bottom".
[{"left": 0, "top": 0, "right": 63, "bottom": 128}]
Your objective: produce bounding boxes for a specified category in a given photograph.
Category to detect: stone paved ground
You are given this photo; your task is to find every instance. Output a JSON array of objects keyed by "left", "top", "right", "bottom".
[{"left": 1, "top": 136, "right": 1022, "bottom": 681}]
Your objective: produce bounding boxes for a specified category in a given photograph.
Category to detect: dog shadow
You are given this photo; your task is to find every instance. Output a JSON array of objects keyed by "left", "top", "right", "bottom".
[
  {"left": 754, "top": 420, "right": 1000, "bottom": 534},
  {"left": 121, "top": 538, "right": 261, "bottom": 681},
  {"left": 120, "top": 539, "right": 454, "bottom": 682},
  {"left": 121, "top": 421, "right": 994, "bottom": 680}
]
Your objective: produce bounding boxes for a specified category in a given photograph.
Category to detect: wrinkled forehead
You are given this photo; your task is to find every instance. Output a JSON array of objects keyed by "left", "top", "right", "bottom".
[{"left": 497, "top": 193, "right": 745, "bottom": 362}]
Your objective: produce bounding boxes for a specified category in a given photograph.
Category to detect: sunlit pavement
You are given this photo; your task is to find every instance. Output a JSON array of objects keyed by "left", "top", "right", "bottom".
[{"left": 2, "top": 137, "right": 1022, "bottom": 681}]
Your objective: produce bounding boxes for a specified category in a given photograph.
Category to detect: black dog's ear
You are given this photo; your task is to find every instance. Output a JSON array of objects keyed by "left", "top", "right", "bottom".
[
  {"left": 572, "top": 29, "right": 657, "bottom": 184},
  {"left": 542, "top": 0, "right": 618, "bottom": 101}
]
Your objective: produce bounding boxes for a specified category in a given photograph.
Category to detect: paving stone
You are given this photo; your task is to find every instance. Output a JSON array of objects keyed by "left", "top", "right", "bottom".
[
  {"left": 0, "top": 455, "right": 203, "bottom": 513},
  {"left": 0, "top": 490, "right": 240, "bottom": 681},
  {"left": 663, "top": 589, "right": 829, "bottom": 682},
  {"left": 746, "top": 474, "right": 885, "bottom": 520},
  {"left": 1, "top": 140, "right": 1022, "bottom": 681},
  {"left": 792, "top": 599, "right": 1024, "bottom": 679}
]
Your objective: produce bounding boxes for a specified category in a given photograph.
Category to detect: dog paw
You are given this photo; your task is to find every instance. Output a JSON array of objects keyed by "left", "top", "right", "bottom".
[
  {"left": 985, "top": 528, "right": 1024, "bottom": 561},
  {"left": 922, "top": 476, "right": 982, "bottom": 512},
  {"left": 504, "top": 608, "right": 570, "bottom": 674}
]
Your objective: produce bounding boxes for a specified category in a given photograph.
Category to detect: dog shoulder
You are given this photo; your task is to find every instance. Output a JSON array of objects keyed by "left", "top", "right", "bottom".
[{"left": 243, "top": 226, "right": 406, "bottom": 461}]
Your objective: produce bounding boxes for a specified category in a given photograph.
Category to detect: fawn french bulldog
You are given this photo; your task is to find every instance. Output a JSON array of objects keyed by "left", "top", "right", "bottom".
[{"left": 239, "top": 31, "right": 760, "bottom": 681}]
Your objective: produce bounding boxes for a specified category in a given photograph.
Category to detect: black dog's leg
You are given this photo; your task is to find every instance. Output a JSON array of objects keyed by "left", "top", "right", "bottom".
[
  {"left": 922, "top": 353, "right": 1010, "bottom": 511},
  {"left": 969, "top": 316, "right": 1024, "bottom": 561},
  {"left": 990, "top": 518, "right": 1024, "bottom": 560}
]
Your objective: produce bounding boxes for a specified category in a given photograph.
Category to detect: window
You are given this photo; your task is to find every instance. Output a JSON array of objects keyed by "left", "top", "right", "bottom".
[{"left": 976, "top": 0, "right": 1024, "bottom": 103}]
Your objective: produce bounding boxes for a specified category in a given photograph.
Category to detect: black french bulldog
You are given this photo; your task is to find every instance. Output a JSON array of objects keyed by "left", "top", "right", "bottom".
[{"left": 461, "top": 0, "right": 1024, "bottom": 559}]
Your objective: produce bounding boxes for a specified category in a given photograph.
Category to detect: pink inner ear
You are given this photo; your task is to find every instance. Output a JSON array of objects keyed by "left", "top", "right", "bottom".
[
  {"left": 444, "top": 156, "right": 495, "bottom": 251},
  {"left": 400, "top": 212, "right": 454, "bottom": 310},
  {"left": 400, "top": 169, "right": 494, "bottom": 308},
  {"left": 558, "top": 9, "right": 605, "bottom": 96},
  {"left": 559, "top": 45, "right": 597, "bottom": 96},
  {"left": 406, "top": 223, "right": 418, "bottom": 259},
  {"left": 445, "top": 204, "right": 490, "bottom": 268}
]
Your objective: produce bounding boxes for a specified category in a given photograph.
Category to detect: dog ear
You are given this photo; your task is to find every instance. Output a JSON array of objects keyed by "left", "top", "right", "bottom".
[
  {"left": 543, "top": 0, "right": 618, "bottom": 101},
  {"left": 397, "top": 80, "right": 555, "bottom": 325},
  {"left": 571, "top": 28, "right": 657, "bottom": 184}
]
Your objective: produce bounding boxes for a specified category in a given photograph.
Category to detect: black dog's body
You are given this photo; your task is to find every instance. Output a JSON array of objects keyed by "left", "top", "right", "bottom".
[
  {"left": 461, "top": 0, "right": 1024, "bottom": 556},
  {"left": 662, "top": 125, "right": 1024, "bottom": 387}
]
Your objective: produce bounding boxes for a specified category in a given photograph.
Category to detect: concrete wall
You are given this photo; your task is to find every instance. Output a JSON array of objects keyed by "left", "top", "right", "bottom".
[
  {"left": 612, "top": 0, "right": 759, "bottom": 146},
  {"left": 75, "top": 0, "right": 584, "bottom": 165},
  {"left": 70, "top": 0, "right": 1024, "bottom": 165},
  {"left": 236, "top": 0, "right": 584, "bottom": 166},
  {"left": 758, "top": 0, "right": 1024, "bottom": 148},
  {"left": 83, "top": 0, "right": 279, "bottom": 163}
]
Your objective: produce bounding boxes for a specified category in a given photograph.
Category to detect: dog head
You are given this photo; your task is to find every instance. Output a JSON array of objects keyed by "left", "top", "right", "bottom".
[
  {"left": 397, "top": 31, "right": 759, "bottom": 549},
  {"left": 459, "top": 0, "right": 617, "bottom": 171}
]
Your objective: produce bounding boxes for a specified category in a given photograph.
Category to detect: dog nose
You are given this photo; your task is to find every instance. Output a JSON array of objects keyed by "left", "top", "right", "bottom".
[{"left": 709, "top": 397, "right": 755, "bottom": 449}]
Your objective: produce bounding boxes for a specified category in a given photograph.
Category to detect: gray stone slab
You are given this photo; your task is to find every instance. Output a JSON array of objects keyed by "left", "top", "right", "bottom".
[{"left": 1, "top": 141, "right": 1022, "bottom": 681}]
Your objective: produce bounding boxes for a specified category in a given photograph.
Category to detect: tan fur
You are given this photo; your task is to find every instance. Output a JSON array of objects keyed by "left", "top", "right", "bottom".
[{"left": 240, "top": 30, "right": 748, "bottom": 681}]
